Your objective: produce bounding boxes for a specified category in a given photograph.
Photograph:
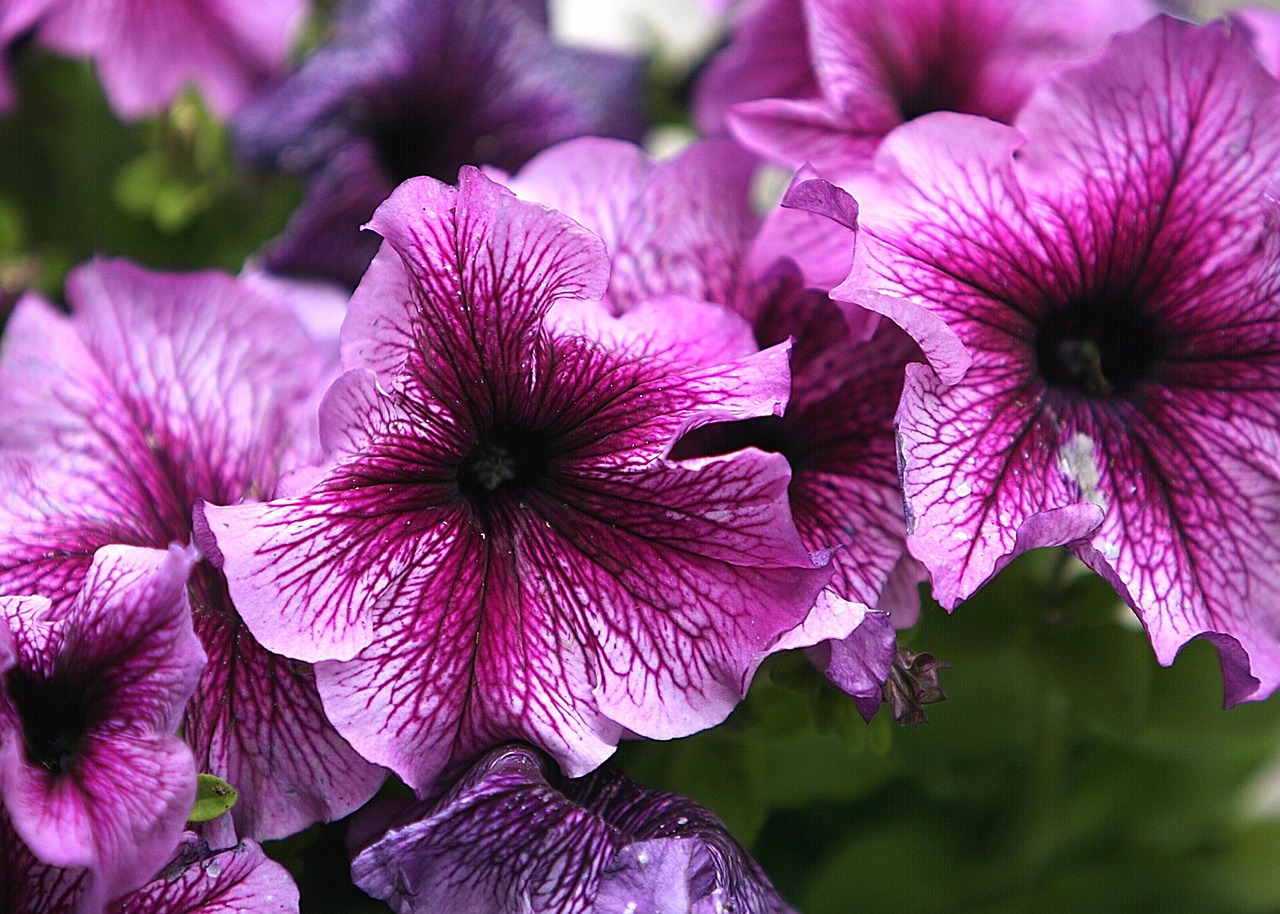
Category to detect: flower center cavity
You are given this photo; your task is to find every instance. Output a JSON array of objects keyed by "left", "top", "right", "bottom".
[
  {"left": 458, "top": 422, "right": 557, "bottom": 510},
  {"left": 1034, "top": 296, "right": 1163, "bottom": 397},
  {"left": 670, "top": 414, "right": 804, "bottom": 467},
  {"left": 7, "top": 669, "right": 90, "bottom": 772}
]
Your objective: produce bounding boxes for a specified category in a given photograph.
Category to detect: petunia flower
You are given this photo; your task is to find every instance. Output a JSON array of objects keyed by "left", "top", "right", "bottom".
[
  {"left": 233, "top": 0, "right": 647, "bottom": 288},
  {"left": 0, "top": 259, "right": 386, "bottom": 842},
  {"left": 198, "top": 167, "right": 831, "bottom": 793},
  {"left": 3, "top": 0, "right": 306, "bottom": 119},
  {"left": 351, "top": 743, "right": 797, "bottom": 914},
  {"left": 0, "top": 544, "right": 204, "bottom": 912},
  {"left": 507, "top": 138, "right": 922, "bottom": 718},
  {"left": 712, "top": 0, "right": 1154, "bottom": 178},
  {"left": 836, "top": 16, "right": 1280, "bottom": 703},
  {"left": 0, "top": 810, "right": 300, "bottom": 914}
]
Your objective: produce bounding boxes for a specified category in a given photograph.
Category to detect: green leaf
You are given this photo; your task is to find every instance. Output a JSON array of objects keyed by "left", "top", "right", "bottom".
[{"left": 188, "top": 773, "right": 238, "bottom": 822}]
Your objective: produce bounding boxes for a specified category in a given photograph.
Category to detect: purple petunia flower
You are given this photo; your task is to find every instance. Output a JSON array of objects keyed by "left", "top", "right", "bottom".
[
  {"left": 233, "top": 0, "right": 647, "bottom": 288},
  {"left": 199, "top": 167, "right": 831, "bottom": 793},
  {"left": 1, "top": 810, "right": 300, "bottom": 914},
  {"left": 707, "top": 0, "right": 1154, "bottom": 178},
  {"left": 352, "top": 743, "right": 796, "bottom": 914},
  {"left": 837, "top": 16, "right": 1280, "bottom": 703},
  {"left": 0, "top": 259, "right": 386, "bottom": 842},
  {"left": 3, "top": 0, "right": 306, "bottom": 118},
  {"left": 507, "top": 138, "right": 922, "bottom": 717},
  {"left": 0, "top": 544, "right": 204, "bottom": 912}
]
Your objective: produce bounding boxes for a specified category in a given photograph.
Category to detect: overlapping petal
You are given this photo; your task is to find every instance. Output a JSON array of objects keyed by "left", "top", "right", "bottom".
[
  {"left": 839, "top": 17, "right": 1280, "bottom": 700},
  {"left": 506, "top": 137, "right": 760, "bottom": 313},
  {"left": 203, "top": 169, "right": 830, "bottom": 791},
  {"left": 351, "top": 744, "right": 796, "bottom": 914}
]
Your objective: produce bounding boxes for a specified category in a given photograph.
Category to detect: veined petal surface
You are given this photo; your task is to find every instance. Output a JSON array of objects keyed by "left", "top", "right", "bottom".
[
  {"left": 839, "top": 17, "right": 1280, "bottom": 701},
  {"left": 205, "top": 170, "right": 830, "bottom": 791},
  {"left": 351, "top": 744, "right": 796, "bottom": 914}
]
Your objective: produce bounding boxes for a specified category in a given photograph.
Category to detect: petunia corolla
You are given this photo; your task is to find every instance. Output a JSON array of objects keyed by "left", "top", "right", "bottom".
[
  {"left": 0, "top": 0, "right": 306, "bottom": 119},
  {"left": 506, "top": 138, "right": 922, "bottom": 717},
  {"left": 0, "top": 811, "right": 300, "bottom": 914},
  {"left": 352, "top": 743, "right": 797, "bottom": 914},
  {"left": 199, "top": 167, "right": 832, "bottom": 793},
  {"left": 710, "top": 0, "right": 1155, "bottom": 178},
  {"left": 0, "top": 545, "right": 203, "bottom": 912},
  {"left": 0, "top": 259, "right": 385, "bottom": 842},
  {"left": 837, "top": 16, "right": 1280, "bottom": 703},
  {"left": 234, "top": 0, "right": 647, "bottom": 288}
]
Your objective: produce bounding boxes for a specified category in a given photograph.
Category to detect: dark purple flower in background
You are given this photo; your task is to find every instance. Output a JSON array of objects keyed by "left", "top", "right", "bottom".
[
  {"left": 838, "top": 17, "right": 1280, "bottom": 703},
  {"left": 2, "top": 0, "right": 306, "bottom": 118},
  {"left": 200, "top": 168, "right": 830, "bottom": 793},
  {"left": 508, "top": 138, "right": 922, "bottom": 718},
  {"left": 234, "top": 0, "right": 647, "bottom": 288},
  {"left": 0, "top": 545, "right": 203, "bottom": 912},
  {"left": 0, "top": 259, "right": 385, "bottom": 843},
  {"left": 352, "top": 743, "right": 796, "bottom": 914},
  {"left": 707, "top": 0, "right": 1154, "bottom": 178}
]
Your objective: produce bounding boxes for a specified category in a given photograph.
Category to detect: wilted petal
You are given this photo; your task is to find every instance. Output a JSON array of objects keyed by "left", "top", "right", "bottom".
[
  {"left": 806, "top": 609, "right": 896, "bottom": 720},
  {"left": 352, "top": 744, "right": 796, "bottom": 914}
]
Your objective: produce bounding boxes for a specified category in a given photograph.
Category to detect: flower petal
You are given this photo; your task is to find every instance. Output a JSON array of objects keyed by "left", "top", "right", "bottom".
[
  {"left": 352, "top": 744, "right": 796, "bottom": 914},
  {"left": 111, "top": 834, "right": 299, "bottom": 914},
  {"left": 342, "top": 169, "right": 610, "bottom": 381}
]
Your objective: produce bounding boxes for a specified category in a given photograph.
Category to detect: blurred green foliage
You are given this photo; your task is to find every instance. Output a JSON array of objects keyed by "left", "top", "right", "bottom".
[
  {"left": 618, "top": 550, "right": 1280, "bottom": 914},
  {"left": 0, "top": 46, "right": 299, "bottom": 301}
]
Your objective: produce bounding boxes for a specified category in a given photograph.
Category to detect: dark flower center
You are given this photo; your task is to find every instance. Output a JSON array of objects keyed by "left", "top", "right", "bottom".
[
  {"left": 670, "top": 415, "right": 804, "bottom": 469},
  {"left": 369, "top": 108, "right": 451, "bottom": 186},
  {"left": 458, "top": 422, "right": 558, "bottom": 511},
  {"left": 896, "top": 70, "right": 972, "bottom": 122},
  {"left": 1034, "top": 296, "right": 1164, "bottom": 397},
  {"left": 7, "top": 669, "right": 91, "bottom": 772}
]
